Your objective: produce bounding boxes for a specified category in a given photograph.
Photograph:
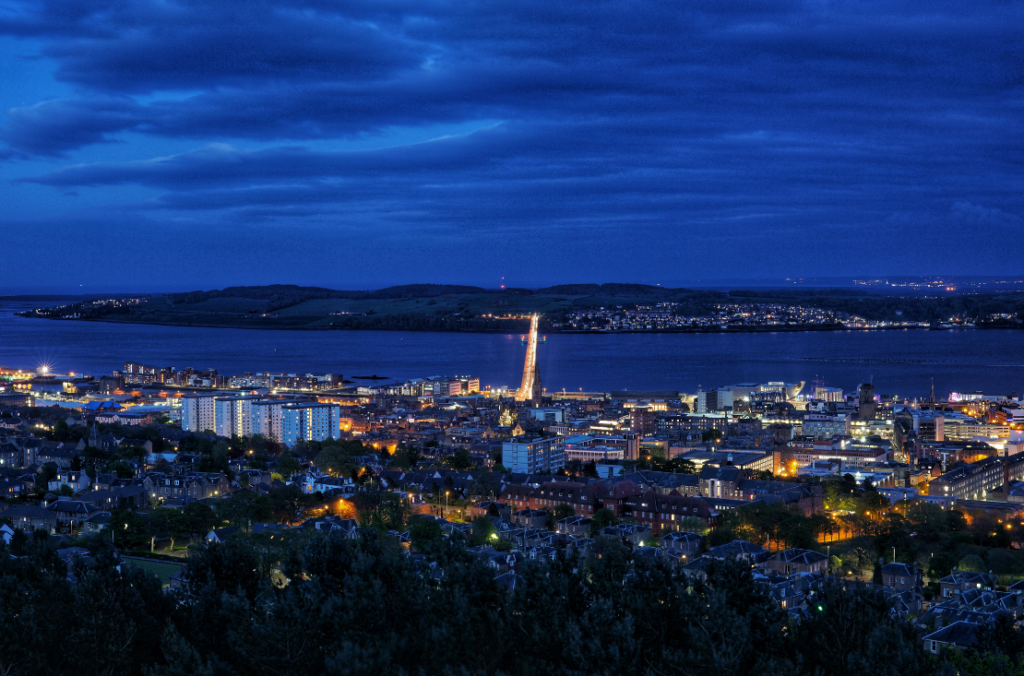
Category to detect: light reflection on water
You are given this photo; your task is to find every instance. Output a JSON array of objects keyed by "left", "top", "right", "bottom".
[{"left": 2, "top": 301, "right": 1023, "bottom": 397}]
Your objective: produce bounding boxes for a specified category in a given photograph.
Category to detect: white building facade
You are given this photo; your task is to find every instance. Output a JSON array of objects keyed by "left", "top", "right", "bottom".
[
  {"left": 181, "top": 394, "right": 217, "bottom": 433},
  {"left": 281, "top": 403, "right": 341, "bottom": 447}
]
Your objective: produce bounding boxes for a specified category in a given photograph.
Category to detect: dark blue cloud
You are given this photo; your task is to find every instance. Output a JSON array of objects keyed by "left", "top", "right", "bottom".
[
  {"left": 1, "top": 96, "right": 146, "bottom": 155},
  {"left": 1, "top": 0, "right": 1023, "bottom": 285},
  {"left": 1, "top": 0, "right": 423, "bottom": 91}
]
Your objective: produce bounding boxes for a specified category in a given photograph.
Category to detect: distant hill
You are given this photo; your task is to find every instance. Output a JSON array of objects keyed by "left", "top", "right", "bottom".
[
  {"left": 168, "top": 282, "right": 697, "bottom": 303},
  {"left": 169, "top": 283, "right": 492, "bottom": 303},
  {"left": 21, "top": 283, "right": 1024, "bottom": 333}
]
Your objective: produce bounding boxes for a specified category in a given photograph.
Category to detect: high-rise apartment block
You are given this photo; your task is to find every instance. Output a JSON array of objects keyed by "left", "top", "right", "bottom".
[
  {"left": 181, "top": 393, "right": 217, "bottom": 433},
  {"left": 252, "top": 399, "right": 290, "bottom": 443},
  {"left": 214, "top": 396, "right": 261, "bottom": 438},
  {"left": 502, "top": 435, "right": 566, "bottom": 474},
  {"left": 281, "top": 403, "right": 341, "bottom": 447}
]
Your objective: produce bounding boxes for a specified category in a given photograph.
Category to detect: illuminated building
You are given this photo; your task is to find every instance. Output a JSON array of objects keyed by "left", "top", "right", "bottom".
[
  {"left": 502, "top": 434, "right": 565, "bottom": 473},
  {"left": 629, "top": 406, "right": 657, "bottom": 437},
  {"left": 181, "top": 393, "right": 217, "bottom": 433},
  {"left": 814, "top": 387, "right": 845, "bottom": 402},
  {"left": 929, "top": 453, "right": 1024, "bottom": 500},
  {"left": 801, "top": 413, "right": 851, "bottom": 439},
  {"left": 122, "top": 362, "right": 173, "bottom": 385},
  {"left": 214, "top": 395, "right": 262, "bottom": 438},
  {"left": 252, "top": 399, "right": 293, "bottom": 443},
  {"left": 527, "top": 407, "right": 564, "bottom": 423},
  {"left": 282, "top": 403, "right": 341, "bottom": 448}
]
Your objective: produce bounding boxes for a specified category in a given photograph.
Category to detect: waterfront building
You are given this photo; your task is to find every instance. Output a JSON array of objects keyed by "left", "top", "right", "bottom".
[
  {"left": 122, "top": 362, "right": 173, "bottom": 385},
  {"left": 814, "top": 387, "right": 845, "bottom": 403},
  {"left": 227, "top": 372, "right": 341, "bottom": 391}
]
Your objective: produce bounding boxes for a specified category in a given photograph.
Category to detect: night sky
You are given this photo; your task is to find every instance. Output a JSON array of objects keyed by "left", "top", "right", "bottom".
[{"left": 1, "top": 0, "right": 1022, "bottom": 293}]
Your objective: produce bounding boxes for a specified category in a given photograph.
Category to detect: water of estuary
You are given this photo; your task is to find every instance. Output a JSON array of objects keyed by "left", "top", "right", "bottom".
[{"left": 2, "top": 301, "right": 1024, "bottom": 398}]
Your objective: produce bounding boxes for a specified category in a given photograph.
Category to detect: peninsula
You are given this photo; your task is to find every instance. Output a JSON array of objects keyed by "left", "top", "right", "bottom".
[{"left": 16, "top": 283, "right": 1024, "bottom": 333}]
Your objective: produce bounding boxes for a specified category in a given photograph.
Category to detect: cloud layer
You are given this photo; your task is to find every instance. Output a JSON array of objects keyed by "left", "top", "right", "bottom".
[{"left": 1, "top": 0, "right": 1023, "bottom": 286}]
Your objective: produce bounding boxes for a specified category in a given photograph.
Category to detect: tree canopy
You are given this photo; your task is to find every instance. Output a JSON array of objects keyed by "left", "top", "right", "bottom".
[{"left": 0, "top": 529, "right": 989, "bottom": 676}]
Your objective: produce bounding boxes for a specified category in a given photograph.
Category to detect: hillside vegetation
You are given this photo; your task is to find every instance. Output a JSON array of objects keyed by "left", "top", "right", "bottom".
[{"left": 22, "top": 284, "right": 1024, "bottom": 332}]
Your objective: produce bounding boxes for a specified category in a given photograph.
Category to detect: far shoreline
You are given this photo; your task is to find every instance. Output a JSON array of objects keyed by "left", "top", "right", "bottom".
[{"left": 11, "top": 313, "right": 1008, "bottom": 335}]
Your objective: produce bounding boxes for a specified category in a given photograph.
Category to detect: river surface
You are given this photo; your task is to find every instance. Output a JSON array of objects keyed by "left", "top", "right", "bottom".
[{"left": 2, "top": 301, "right": 1023, "bottom": 397}]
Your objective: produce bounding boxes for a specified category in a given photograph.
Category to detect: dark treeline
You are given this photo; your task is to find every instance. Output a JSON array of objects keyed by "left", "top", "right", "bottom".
[{"left": 1, "top": 531, "right": 1020, "bottom": 676}]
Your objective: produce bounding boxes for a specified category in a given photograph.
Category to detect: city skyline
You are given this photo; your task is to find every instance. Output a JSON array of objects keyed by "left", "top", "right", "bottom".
[
  {"left": 3, "top": 2, "right": 1024, "bottom": 672},
  {"left": 1, "top": 1, "right": 1023, "bottom": 290}
]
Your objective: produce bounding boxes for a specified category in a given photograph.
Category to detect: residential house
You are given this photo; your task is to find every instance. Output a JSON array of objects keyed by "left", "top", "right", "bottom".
[
  {"left": 466, "top": 546, "right": 514, "bottom": 572},
  {"left": 623, "top": 489, "right": 716, "bottom": 536},
  {"left": 207, "top": 527, "right": 240, "bottom": 543},
  {"left": 555, "top": 515, "right": 593, "bottom": 536},
  {"left": 530, "top": 481, "right": 605, "bottom": 516},
  {"left": 0, "top": 417, "right": 25, "bottom": 431},
  {"left": 923, "top": 621, "right": 979, "bottom": 654},
  {"left": 512, "top": 509, "right": 548, "bottom": 529},
  {"left": 81, "top": 512, "right": 111, "bottom": 535},
  {"left": 880, "top": 562, "right": 922, "bottom": 591},
  {"left": 660, "top": 531, "right": 703, "bottom": 558},
  {"left": 466, "top": 500, "right": 511, "bottom": 521},
  {"left": 0, "top": 443, "right": 23, "bottom": 468},
  {"left": 939, "top": 571, "right": 996, "bottom": 599},
  {"left": 302, "top": 516, "right": 360, "bottom": 537},
  {"left": 237, "top": 469, "right": 273, "bottom": 488},
  {"left": 46, "top": 499, "right": 101, "bottom": 531},
  {"left": 48, "top": 470, "right": 91, "bottom": 494},
  {"left": 80, "top": 486, "right": 149, "bottom": 511},
  {"left": 3, "top": 504, "right": 58, "bottom": 532},
  {"left": 299, "top": 469, "right": 356, "bottom": 496},
  {"left": 499, "top": 484, "right": 536, "bottom": 512},
  {"left": 152, "top": 472, "right": 230, "bottom": 500},
  {"left": 765, "top": 548, "right": 829, "bottom": 576},
  {"left": 498, "top": 478, "right": 645, "bottom": 519},
  {"left": 0, "top": 475, "right": 24, "bottom": 498},
  {"left": 35, "top": 445, "right": 79, "bottom": 469},
  {"left": 600, "top": 523, "right": 651, "bottom": 547},
  {"left": 706, "top": 540, "right": 768, "bottom": 564}
]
